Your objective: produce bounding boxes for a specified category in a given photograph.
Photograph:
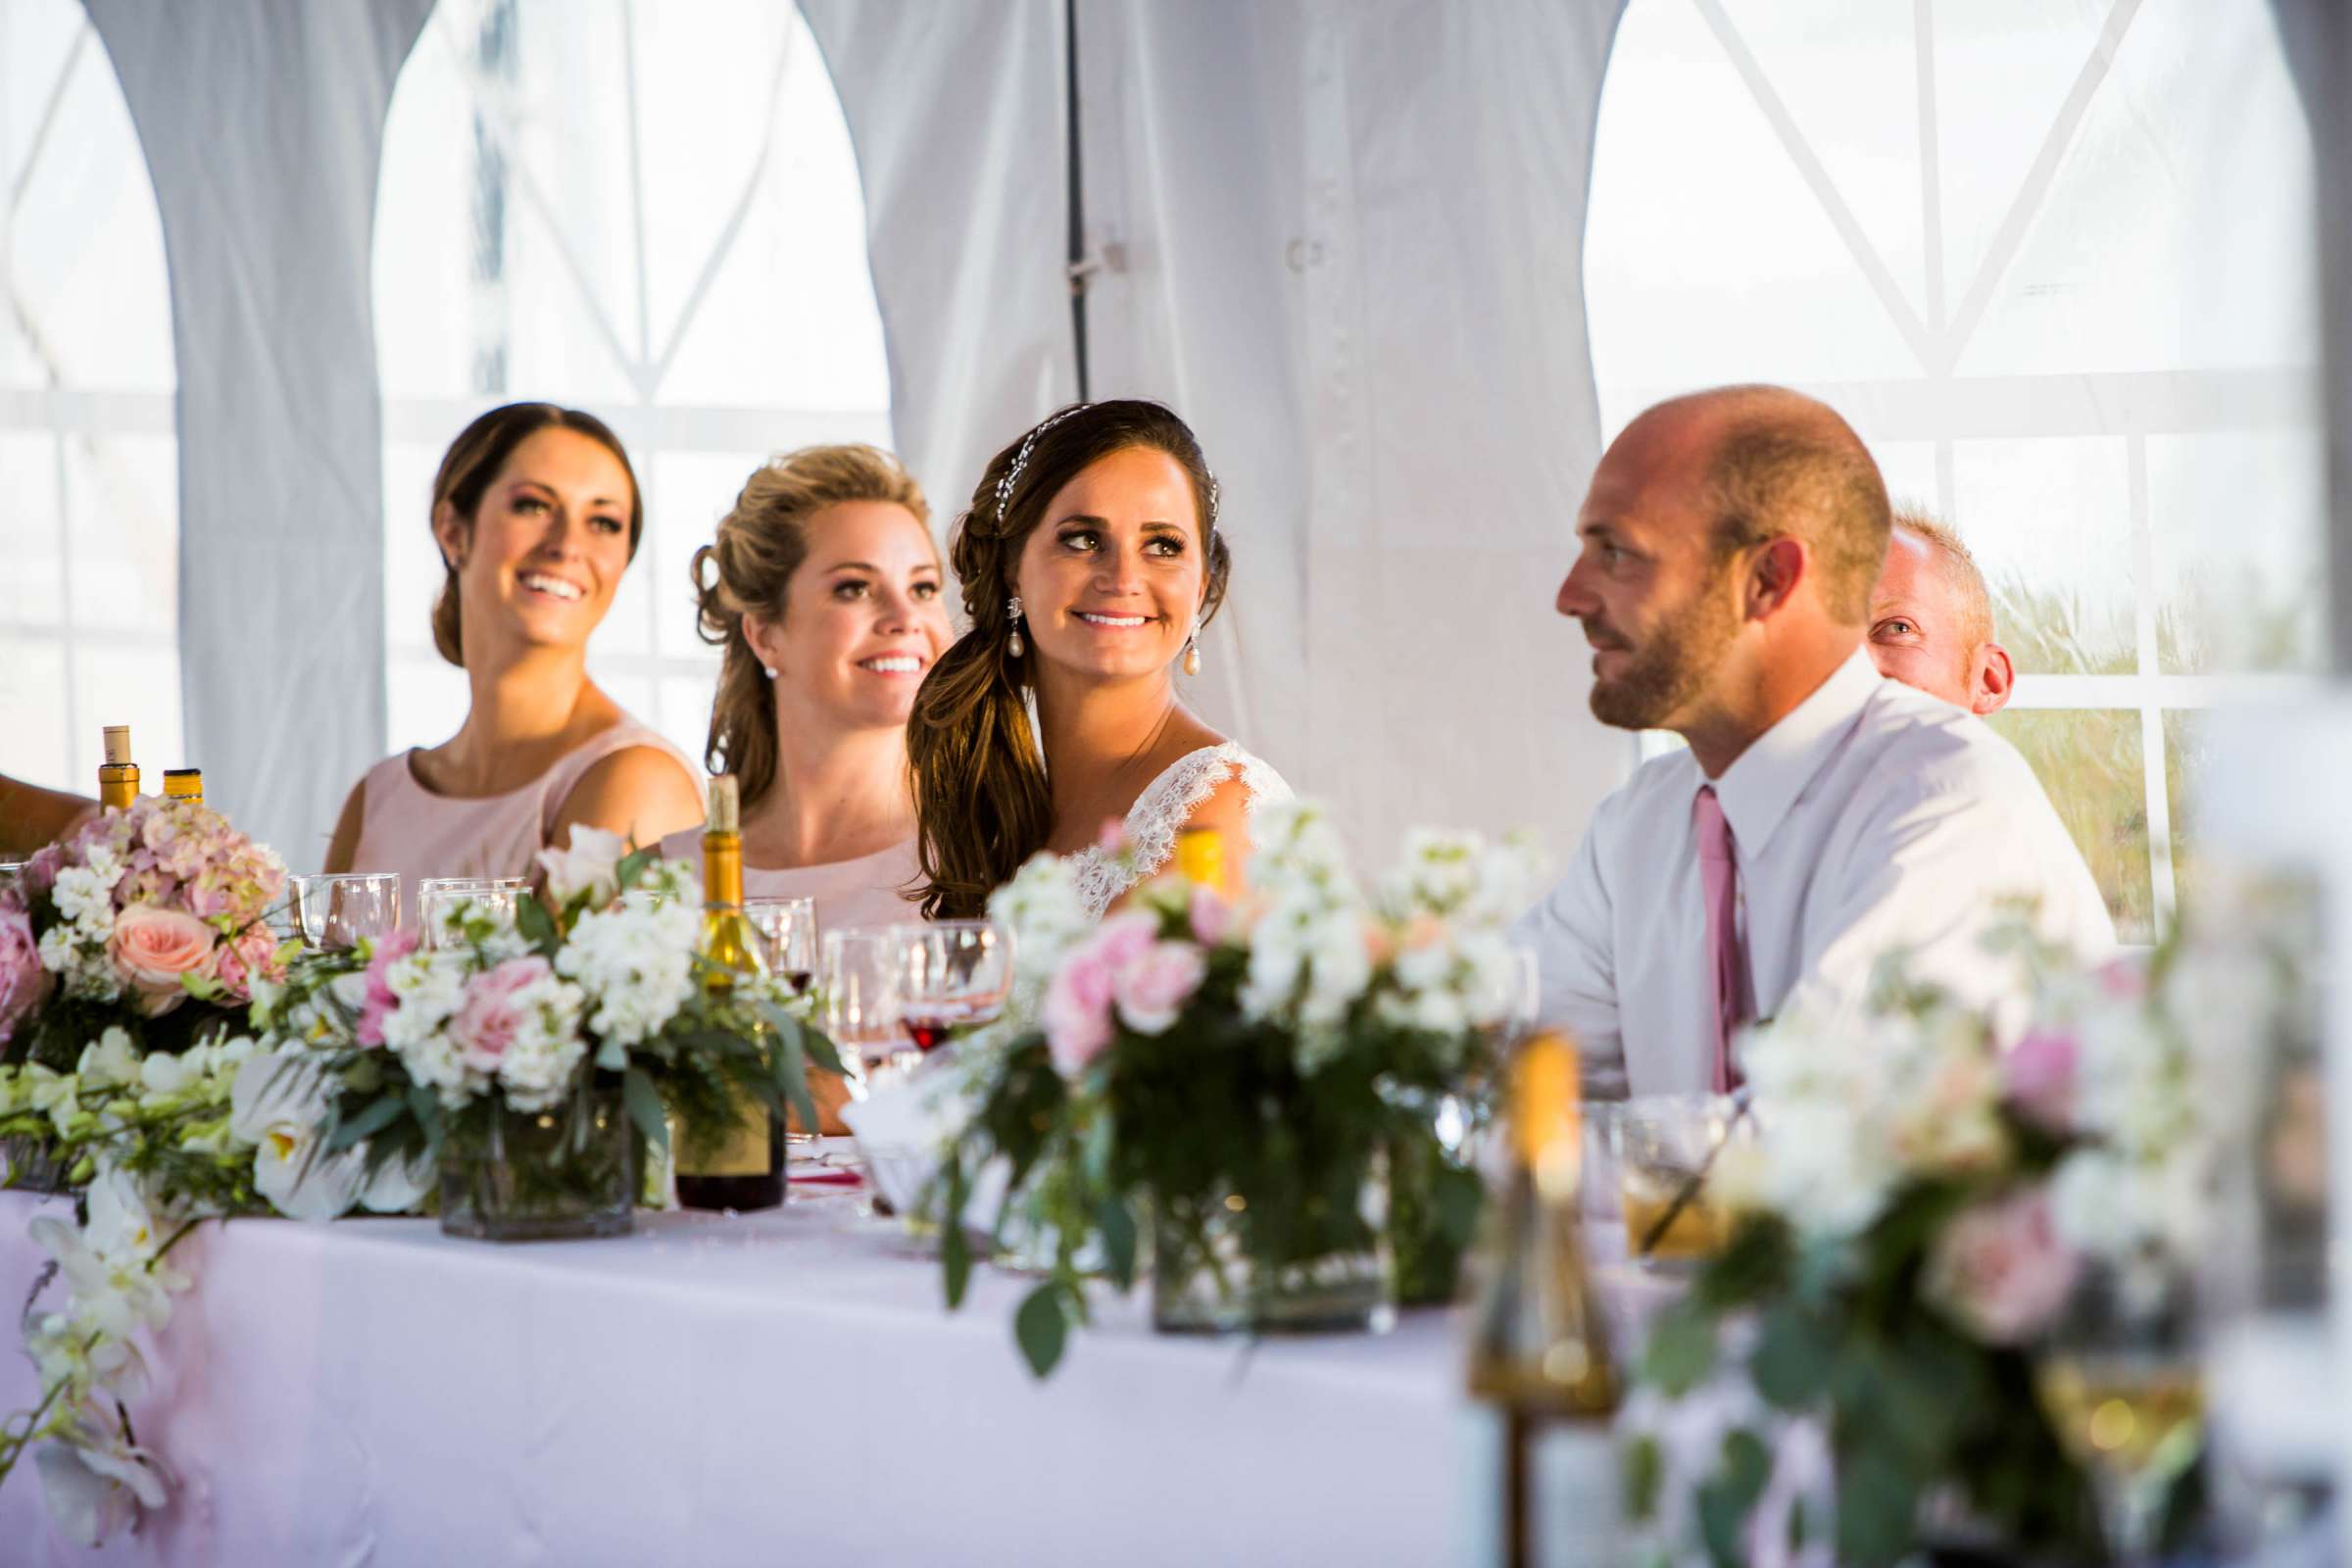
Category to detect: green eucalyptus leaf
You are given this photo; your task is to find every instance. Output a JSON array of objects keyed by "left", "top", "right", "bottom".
[
  {"left": 1013, "top": 1283, "right": 1068, "bottom": 1378},
  {"left": 941, "top": 1157, "right": 973, "bottom": 1308},
  {"left": 515, "top": 894, "right": 560, "bottom": 956},
  {"left": 616, "top": 846, "right": 658, "bottom": 891},
  {"left": 1623, "top": 1434, "right": 1663, "bottom": 1522},
  {"left": 799, "top": 1027, "right": 844, "bottom": 1078},
  {"left": 324, "top": 1092, "right": 404, "bottom": 1152},
  {"left": 622, "top": 1067, "right": 669, "bottom": 1152},
  {"left": 1834, "top": 1446, "right": 1919, "bottom": 1568},
  {"left": 1750, "top": 1303, "right": 1837, "bottom": 1410},
  {"left": 1094, "top": 1195, "right": 1137, "bottom": 1289},
  {"left": 1640, "top": 1301, "right": 1718, "bottom": 1396},
  {"left": 594, "top": 1039, "right": 627, "bottom": 1073}
]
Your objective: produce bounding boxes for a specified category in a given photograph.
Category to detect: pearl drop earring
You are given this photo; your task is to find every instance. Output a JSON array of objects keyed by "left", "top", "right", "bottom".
[
  {"left": 1006, "top": 595, "right": 1026, "bottom": 660},
  {"left": 1182, "top": 632, "right": 1201, "bottom": 677}
]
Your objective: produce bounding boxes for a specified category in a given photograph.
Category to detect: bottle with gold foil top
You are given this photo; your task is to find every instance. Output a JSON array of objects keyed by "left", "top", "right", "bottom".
[
  {"left": 675, "top": 774, "right": 784, "bottom": 1212},
  {"left": 98, "top": 725, "right": 139, "bottom": 811},
  {"left": 1174, "top": 825, "right": 1225, "bottom": 893},
  {"left": 163, "top": 769, "right": 203, "bottom": 805},
  {"left": 1465, "top": 1033, "right": 1620, "bottom": 1568}
]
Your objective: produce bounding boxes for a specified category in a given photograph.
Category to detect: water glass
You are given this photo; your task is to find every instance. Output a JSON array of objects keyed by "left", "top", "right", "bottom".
[
  {"left": 292, "top": 872, "right": 403, "bottom": 950},
  {"left": 418, "top": 876, "right": 527, "bottom": 948},
  {"left": 2035, "top": 1269, "right": 2205, "bottom": 1565},
  {"left": 819, "top": 926, "right": 906, "bottom": 1096},
  {"left": 744, "top": 897, "right": 818, "bottom": 992},
  {"left": 889, "top": 919, "right": 1011, "bottom": 1054}
]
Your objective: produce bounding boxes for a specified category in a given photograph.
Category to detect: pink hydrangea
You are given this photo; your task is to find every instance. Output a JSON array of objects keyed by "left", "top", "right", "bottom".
[
  {"left": 357, "top": 928, "right": 420, "bottom": 1049},
  {"left": 2002, "top": 1026, "right": 2079, "bottom": 1132},
  {"left": 1923, "top": 1188, "right": 2080, "bottom": 1345},
  {"left": 208, "top": 923, "right": 284, "bottom": 1004},
  {"left": 0, "top": 902, "right": 52, "bottom": 1045},
  {"left": 1187, "top": 885, "right": 1231, "bottom": 947},
  {"left": 451, "top": 956, "right": 553, "bottom": 1071}
]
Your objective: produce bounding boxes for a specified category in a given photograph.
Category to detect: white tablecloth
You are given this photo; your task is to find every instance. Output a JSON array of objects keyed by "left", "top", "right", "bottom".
[{"left": 0, "top": 1189, "right": 1479, "bottom": 1566}]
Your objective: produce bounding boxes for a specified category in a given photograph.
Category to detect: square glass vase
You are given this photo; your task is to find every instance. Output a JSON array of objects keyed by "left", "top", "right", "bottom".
[
  {"left": 439, "top": 1081, "right": 636, "bottom": 1242},
  {"left": 1151, "top": 1160, "right": 1396, "bottom": 1336}
]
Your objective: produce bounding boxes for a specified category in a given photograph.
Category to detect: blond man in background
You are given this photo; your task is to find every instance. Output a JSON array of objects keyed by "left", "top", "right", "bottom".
[{"left": 1866, "top": 507, "right": 2015, "bottom": 714}]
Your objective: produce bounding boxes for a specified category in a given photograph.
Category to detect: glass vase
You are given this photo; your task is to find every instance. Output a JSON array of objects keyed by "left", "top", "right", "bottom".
[
  {"left": 1, "top": 1133, "right": 76, "bottom": 1195},
  {"left": 439, "top": 1081, "right": 636, "bottom": 1242},
  {"left": 1151, "top": 1157, "right": 1395, "bottom": 1335}
]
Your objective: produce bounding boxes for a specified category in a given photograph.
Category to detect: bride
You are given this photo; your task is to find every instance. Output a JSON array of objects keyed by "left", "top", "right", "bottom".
[{"left": 909, "top": 400, "right": 1289, "bottom": 918}]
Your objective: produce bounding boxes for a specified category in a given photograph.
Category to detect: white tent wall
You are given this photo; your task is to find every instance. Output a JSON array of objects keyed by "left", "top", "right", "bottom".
[{"left": 80, "top": 0, "right": 434, "bottom": 866}]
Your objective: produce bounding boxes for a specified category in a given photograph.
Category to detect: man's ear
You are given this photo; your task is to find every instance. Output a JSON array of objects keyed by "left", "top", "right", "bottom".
[
  {"left": 1747, "top": 536, "right": 1807, "bottom": 618},
  {"left": 1970, "top": 641, "right": 2016, "bottom": 716}
]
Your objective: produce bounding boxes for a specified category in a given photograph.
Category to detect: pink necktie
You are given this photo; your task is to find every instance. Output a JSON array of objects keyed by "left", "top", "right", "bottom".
[{"left": 1692, "top": 785, "right": 1748, "bottom": 1094}]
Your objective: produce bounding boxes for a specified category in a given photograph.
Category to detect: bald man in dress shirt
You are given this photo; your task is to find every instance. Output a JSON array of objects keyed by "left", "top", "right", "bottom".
[
  {"left": 1514, "top": 386, "right": 2112, "bottom": 1097},
  {"left": 1867, "top": 508, "right": 2015, "bottom": 715}
]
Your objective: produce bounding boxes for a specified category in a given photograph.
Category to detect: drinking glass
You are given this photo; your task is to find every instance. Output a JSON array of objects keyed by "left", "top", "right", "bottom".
[
  {"left": 744, "top": 897, "right": 818, "bottom": 993},
  {"left": 1615, "top": 1092, "right": 1753, "bottom": 1269},
  {"left": 819, "top": 926, "right": 906, "bottom": 1097},
  {"left": 890, "top": 919, "right": 1012, "bottom": 1054},
  {"left": 2034, "top": 1269, "right": 2205, "bottom": 1566},
  {"left": 417, "top": 876, "right": 527, "bottom": 948},
  {"left": 292, "top": 873, "right": 403, "bottom": 950}
]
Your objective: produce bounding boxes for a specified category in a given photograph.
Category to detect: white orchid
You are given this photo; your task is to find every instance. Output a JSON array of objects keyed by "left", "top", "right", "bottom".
[
  {"left": 537, "top": 824, "right": 632, "bottom": 907},
  {"left": 35, "top": 1420, "right": 168, "bottom": 1548}
]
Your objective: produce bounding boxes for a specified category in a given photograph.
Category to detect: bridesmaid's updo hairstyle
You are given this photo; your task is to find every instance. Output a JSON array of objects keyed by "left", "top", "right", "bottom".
[
  {"left": 692, "top": 445, "right": 933, "bottom": 811},
  {"left": 428, "top": 402, "right": 643, "bottom": 667},
  {"left": 910, "top": 400, "right": 1229, "bottom": 918}
]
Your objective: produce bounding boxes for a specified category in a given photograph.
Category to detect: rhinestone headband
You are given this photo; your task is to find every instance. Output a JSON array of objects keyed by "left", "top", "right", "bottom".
[{"left": 992, "top": 404, "right": 1222, "bottom": 532}]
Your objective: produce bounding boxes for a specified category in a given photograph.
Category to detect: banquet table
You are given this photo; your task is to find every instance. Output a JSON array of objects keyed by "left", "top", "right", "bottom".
[{"left": 0, "top": 1187, "right": 1493, "bottom": 1566}]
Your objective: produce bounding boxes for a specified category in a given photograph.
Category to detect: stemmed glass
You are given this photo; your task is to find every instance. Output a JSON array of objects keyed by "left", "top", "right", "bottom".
[
  {"left": 416, "top": 876, "right": 526, "bottom": 948},
  {"left": 819, "top": 926, "right": 907, "bottom": 1097},
  {"left": 2034, "top": 1268, "right": 2205, "bottom": 1565},
  {"left": 291, "top": 872, "right": 403, "bottom": 950},
  {"left": 744, "top": 897, "right": 818, "bottom": 994},
  {"left": 890, "top": 919, "right": 1012, "bottom": 1054}
]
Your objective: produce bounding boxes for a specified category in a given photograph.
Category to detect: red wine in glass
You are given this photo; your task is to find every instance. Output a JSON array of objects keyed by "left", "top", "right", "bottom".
[
  {"left": 902, "top": 1012, "right": 956, "bottom": 1054},
  {"left": 783, "top": 970, "right": 813, "bottom": 996}
]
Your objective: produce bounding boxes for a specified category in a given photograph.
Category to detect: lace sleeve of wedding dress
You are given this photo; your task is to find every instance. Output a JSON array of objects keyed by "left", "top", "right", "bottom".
[{"left": 1069, "top": 742, "right": 1294, "bottom": 918}]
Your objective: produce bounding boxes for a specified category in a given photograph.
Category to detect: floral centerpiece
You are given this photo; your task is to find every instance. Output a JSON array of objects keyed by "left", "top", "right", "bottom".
[
  {"left": 938, "top": 800, "right": 1541, "bottom": 1375},
  {"left": 1, "top": 798, "right": 286, "bottom": 1188},
  {"left": 1626, "top": 898, "right": 2297, "bottom": 1567},
  {"left": 256, "top": 830, "right": 841, "bottom": 1240}
]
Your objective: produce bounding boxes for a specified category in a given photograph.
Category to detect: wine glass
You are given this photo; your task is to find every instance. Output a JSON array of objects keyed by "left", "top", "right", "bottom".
[
  {"left": 2034, "top": 1268, "right": 2205, "bottom": 1565},
  {"left": 890, "top": 919, "right": 1012, "bottom": 1054},
  {"left": 1615, "top": 1092, "right": 1753, "bottom": 1270},
  {"left": 744, "top": 897, "right": 818, "bottom": 994},
  {"left": 819, "top": 926, "right": 906, "bottom": 1097},
  {"left": 292, "top": 872, "right": 403, "bottom": 950},
  {"left": 417, "top": 876, "right": 526, "bottom": 948}
]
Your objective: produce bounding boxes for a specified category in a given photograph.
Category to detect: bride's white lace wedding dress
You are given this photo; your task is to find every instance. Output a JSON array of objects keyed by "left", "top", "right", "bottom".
[{"left": 1067, "top": 742, "right": 1293, "bottom": 917}]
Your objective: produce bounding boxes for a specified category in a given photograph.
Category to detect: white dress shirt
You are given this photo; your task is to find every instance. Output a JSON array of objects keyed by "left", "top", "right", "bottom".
[{"left": 1514, "top": 648, "right": 2116, "bottom": 1098}]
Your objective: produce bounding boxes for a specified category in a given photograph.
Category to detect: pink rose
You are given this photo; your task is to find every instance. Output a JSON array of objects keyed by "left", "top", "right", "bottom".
[
  {"left": 0, "top": 904, "right": 52, "bottom": 1044},
  {"left": 109, "top": 906, "right": 219, "bottom": 1017},
  {"left": 1187, "top": 886, "right": 1231, "bottom": 947},
  {"left": 208, "top": 924, "right": 284, "bottom": 1004},
  {"left": 1041, "top": 914, "right": 1156, "bottom": 1078},
  {"left": 1924, "top": 1188, "right": 2080, "bottom": 1345},
  {"left": 2003, "top": 1027, "right": 2078, "bottom": 1132},
  {"left": 357, "top": 928, "right": 421, "bottom": 1049},
  {"left": 451, "top": 956, "right": 552, "bottom": 1070},
  {"left": 1114, "top": 942, "right": 1206, "bottom": 1034}
]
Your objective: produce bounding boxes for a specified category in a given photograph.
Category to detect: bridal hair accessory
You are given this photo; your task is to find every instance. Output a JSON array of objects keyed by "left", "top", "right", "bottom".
[
  {"left": 1182, "top": 632, "right": 1201, "bottom": 677},
  {"left": 1006, "top": 595, "right": 1026, "bottom": 659},
  {"left": 996, "top": 406, "right": 1089, "bottom": 518}
]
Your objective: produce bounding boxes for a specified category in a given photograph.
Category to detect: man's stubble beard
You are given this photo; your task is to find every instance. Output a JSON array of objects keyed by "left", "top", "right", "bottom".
[{"left": 1586, "top": 566, "right": 1743, "bottom": 732}]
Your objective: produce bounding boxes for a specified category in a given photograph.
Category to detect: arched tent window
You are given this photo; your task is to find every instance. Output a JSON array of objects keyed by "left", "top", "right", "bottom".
[
  {"left": 373, "top": 0, "right": 893, "bottom": 767},
  {"left": 0, "top": 3, "right": 180, "bottom": 791},
  {"left": 1586, "top": 0, "right": 2323, "bottom": 943}
]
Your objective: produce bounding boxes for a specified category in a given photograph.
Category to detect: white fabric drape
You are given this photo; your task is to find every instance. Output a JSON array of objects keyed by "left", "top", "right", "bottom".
[
  {"left": 797, "top": 0, "right": 1079, "bottom": 550},
  {"left": 83, "top": 0, "right": 433, "bottom": 865},
  {"left": 1073, "top": 0, "right": 1632, "bottom": 859}
]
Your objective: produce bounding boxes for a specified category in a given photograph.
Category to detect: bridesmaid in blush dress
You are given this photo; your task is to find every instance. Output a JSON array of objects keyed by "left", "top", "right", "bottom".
[{"left": 324, "top": 404, "right": 701, "bottom": 921}]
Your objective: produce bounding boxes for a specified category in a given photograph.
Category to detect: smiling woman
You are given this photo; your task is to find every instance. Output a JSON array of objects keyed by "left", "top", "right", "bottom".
[{"left": 324, "top": 404, "right": 703, "bottom": 921}]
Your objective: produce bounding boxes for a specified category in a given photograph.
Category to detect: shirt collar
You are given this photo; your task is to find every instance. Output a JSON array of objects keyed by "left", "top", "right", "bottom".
[{"left": 1706, "top": 646, "right": 1883, "bottom": 857}]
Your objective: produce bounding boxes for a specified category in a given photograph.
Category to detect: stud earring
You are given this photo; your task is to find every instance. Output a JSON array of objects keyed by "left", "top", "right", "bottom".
[
  {"left": 1182, "top": 632, "right": 1201, "bottom": 677},
  {"left": 762, "top": 664, "right": 778, "bottom": 680},
  {"left": 1006, "top": 595, "right": 1026, "bottom": 660}
]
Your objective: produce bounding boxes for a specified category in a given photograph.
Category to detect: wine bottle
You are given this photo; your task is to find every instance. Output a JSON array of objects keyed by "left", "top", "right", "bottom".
[
  {"left": 1175, "top": 824, "right": 1225, "bottom": 891},
  {"left": 163, "top": 768, "right": 203, "bottom": 804},
  {"left": 98, "top": 725, "right": 138, "bottom": 811},
  {"left": 1465, "top": 1032, "right": 1621, "bottom": 1568},
  {"left": 676, "top": 775, "right": 785, "bottom": 1212}
]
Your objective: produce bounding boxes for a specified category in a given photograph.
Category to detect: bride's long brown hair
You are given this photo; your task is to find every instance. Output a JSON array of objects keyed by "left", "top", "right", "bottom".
[{"left": 909, "top": 401, "right": 1230, "bottom": 917}]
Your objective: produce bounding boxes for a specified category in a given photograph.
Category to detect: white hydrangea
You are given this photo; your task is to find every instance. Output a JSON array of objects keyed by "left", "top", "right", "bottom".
[
  {"left": 495, "top": 972, "right": 590, "bottom": 1112},
  {"left": 380, "top": 949, "right": 479, "bottom": 1106},
  {"left": 49, "top": 864, "right": 119, "bottom": 930},
  {"left": 990, "top": 854, "right": 1092, "bottom": 1017},
  {"left": 556, "top": 898, "right": 700, "bottom": 1047}
]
